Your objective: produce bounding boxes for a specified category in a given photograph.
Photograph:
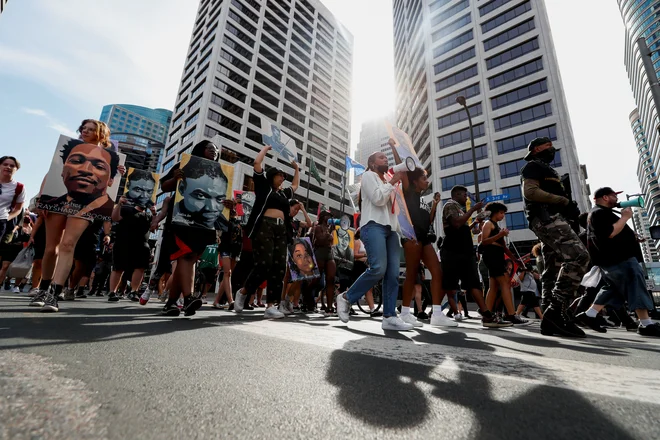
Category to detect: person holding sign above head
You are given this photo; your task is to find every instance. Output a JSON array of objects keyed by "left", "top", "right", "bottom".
[
  {"left": 159, "top": 140, "right": 227, "bottom": 317},
  {"left": 234, "top": 144, "right": 300, "bottom": 319}
]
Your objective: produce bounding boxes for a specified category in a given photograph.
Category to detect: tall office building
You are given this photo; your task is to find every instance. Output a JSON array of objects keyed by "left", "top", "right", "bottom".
[
  {"left": 161, "top": 0, "right": 354, "bottom": 215},
  {"left": 633, "top": 208, "right": 658, "bottom": 262},
  {"left": 392, "top": 0, "right": 590, "bottom": 252},
  {"left": 99, "top": 104, "right": 172, "bottom": 195},
  {"left": 620, "top": 1, "right": 660, "bottom": 255},
  {"left": 355, "top": 114, "right": 396, "bottom": 166}
]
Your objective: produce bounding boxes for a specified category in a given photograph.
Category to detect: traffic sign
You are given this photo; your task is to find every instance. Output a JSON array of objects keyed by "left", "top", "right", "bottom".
[{"left": 482, "top": 194, "right": 510, "bottom": 203}]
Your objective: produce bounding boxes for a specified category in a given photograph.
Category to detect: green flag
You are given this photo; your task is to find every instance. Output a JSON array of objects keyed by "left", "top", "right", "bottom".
[{"left": 310, "top": 158, "right": 323, "bottom": 185}]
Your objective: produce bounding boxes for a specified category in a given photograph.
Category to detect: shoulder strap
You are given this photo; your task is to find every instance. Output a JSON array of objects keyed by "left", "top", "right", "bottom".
[{"left": 11, "top": 182, "right": 24, "bottom": 209}]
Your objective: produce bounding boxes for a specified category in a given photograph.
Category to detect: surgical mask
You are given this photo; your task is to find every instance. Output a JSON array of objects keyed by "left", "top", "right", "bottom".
[{"left": 536, "top": 147, "right": 557, "bottom": 164}]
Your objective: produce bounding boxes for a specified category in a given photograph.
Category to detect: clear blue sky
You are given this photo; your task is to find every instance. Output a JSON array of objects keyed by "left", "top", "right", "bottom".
[{"left": 0, "top": 0, "right": 642, "bottom": 204}]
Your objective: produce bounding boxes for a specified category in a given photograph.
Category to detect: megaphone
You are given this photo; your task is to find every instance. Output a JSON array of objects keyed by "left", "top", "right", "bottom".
[
  {"left": 617, "top": 196, "right": 644, "bottom": 209},
  {"left": 392, "top": 157, "right": 416, "bottom": 173},
  {"left": 327, "top": 214, "right": 351, "bottom": 231}
]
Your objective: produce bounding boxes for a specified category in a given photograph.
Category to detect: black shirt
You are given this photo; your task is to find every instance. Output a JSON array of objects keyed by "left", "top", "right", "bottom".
[
  {"left": 404, "top": 186, "right": 431, "bottom": 239},
  {"left": 587, "top": 204, "right": 643, "bottom": 267},
  {"left": 520, "top": 160, "right": 567, "bottom": 222},
  {"left": 115, "top": 206, "right": 152, "bottom": 248},
  {"left": 220, "top": 218, "right": 243, "bottom": 255},
  {"left": 244, "top": 170, "right": 294, "bottom": 240}
]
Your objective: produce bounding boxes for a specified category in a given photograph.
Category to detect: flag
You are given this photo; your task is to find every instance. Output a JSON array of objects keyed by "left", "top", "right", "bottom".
[
  {"left": 345, "top": 156, "right": 366, "bottom": 176},
  {"left": 309, "top": 158, "right": 323, "bottom": 185}
]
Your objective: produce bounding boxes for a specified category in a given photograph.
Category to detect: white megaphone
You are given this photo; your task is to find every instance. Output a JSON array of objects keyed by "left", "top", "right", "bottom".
[{"left": 392, "top": 157, "right": 416, "bottom": 173}]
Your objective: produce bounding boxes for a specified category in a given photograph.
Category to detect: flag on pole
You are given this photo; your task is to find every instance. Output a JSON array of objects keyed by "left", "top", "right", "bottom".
[
  {"left": 309, "top": 158, "right": 323, "bottom": 185},
  {"left": 345, "top": 156, "right": 366, "bottom": 176}
]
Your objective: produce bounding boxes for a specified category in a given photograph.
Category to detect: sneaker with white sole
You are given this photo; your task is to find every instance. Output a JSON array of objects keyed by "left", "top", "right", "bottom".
[
  {"left": 41, "top": 288, "right": 59, "bottom": 313},
  {"left": 29, "top": 290, "right": 47, "bottom": 307},
  {"left": 454, "top": 313, "right": 463, "bottom": 322},
  {"left": 264, "top": 306, "right": 285, "bottom": 319},
  {"left": 11, "top": 286, "right": 20, "bottom": 293},
  {"left": 336, "top": 292, "right": 350, "bottom": 323},
  {"left": 382, "top": 316, "right": 414, "bottom": 331},
  {"left": 234, "top": 288, "right": 246, "bottom": 313},
  {"left": 28, "top": 289, "right": 40, "bottom": 298},
  {"left": 430, "top": 312, "right": 459, "bottom": 328},
  {"left": 139, "top": 289, "right": 152, "bottom": 306},
  {"left": 278, "top": 300, "right": 293, "bottom": 316},
  {"left": 400, "top": 313, "right": 423, "bottom": 328},
  {"left": 63, "top": 288, "right": 75, "bottom": 301}
]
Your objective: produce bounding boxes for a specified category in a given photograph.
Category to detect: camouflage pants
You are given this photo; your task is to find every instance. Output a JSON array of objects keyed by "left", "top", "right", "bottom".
[{"left": 531, "top": 215, "right": 590, "bottom": 306}]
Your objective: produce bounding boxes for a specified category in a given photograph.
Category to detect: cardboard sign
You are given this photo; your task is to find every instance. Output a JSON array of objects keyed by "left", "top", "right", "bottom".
[
  {"left": 123, "top": 168, "right": 159, "bottom": 208},
  {"left": 384, "top": 121, "right": 422, "bottom": 168},
  {"left": 288, "top": 237, "right": 320, "bottom": 281},
  {"left": 261, "top": 118, "right": 298, "bottom": 163},
  {"left": 38, "top": 135, "right": 125, "bottom": 221},
  {"left": 172, "top": 154, "right": 234, "bottom": 230},
  {"left": 233, "top": 190, "right": 255, "bottom": 226}
]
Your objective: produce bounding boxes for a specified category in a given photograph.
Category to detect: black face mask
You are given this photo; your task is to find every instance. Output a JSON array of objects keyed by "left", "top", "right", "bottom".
[
  {"left": 376, "top": 164, "right": 389, "bottom": 174},
  {"left": 536, "top": 147, "right": 557, "bottom": 164}
]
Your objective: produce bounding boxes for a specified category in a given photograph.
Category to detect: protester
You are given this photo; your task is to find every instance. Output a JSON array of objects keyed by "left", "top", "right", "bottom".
[
  {"left": 213, "top": 207, "right": 242, "bottom": 310},
  {"left": 312, "top": 211, "right": 337, "bottom": 317},
  {"left": 27, "top": 209, "right": 46, "bottom": 296},
  {"left": 521, "top": 137, "right": 589, "bottom": 337},
  {"left": 65, "top": 221, "right": 108, "bottom": 300},
  {"left": 198, "top": 242, "right": 219, "bottom": 306},
  {"left": 335, "top": 151, "right": 413, "bottom": 331},
  {"left": 576, "top": 188, "right": 660, "bottom": 336},
  {"left": 0, "top": 212, "right": 31, "bottom": 290},
  {"left": 0, "top": 156, "right": 25, "bottom": 243},
  {"left": 350, "top": 223, "right": 381, "bottom": 317},
  {"left": 516, "top": 265, "right": 543, "bottom": 319}
]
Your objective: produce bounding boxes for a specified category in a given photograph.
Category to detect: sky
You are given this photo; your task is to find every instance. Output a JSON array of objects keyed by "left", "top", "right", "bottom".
[{"left": 0, "top": 0, "right": 642, "bottom": 203}]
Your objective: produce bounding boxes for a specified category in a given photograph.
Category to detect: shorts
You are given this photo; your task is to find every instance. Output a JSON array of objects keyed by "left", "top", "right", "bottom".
[
  {"left": 170, "top": 226, "right": 216, "bottom": 260},
  {"left": 156, "top": 229, "right": 173, "bottom": 275},
  {"left": 314, "top": 247, "right": 332, "bottom": 265},
  {"left": 482, "top": 247, "right": 506, "bottom": 278},
  {"left": 33, "top": 225, "right": 46, "bottom": 260},
  {"left": 520, "top": 291, "right": 540, "bottom": 308},
  {"left": 74, "top": 237, "right": 97, "bottom": 270},
  {"left": 200, "top": 266, "right": 218, "bottom": 285},
  {"left": 113, "top": 243, "right": 150, "bottom": 272},
  {"left": 441, "top": 251, "right": 481, "bottom": 291},
  {"left": 219, "top": 244, "right": 242, "bottom": 260}
]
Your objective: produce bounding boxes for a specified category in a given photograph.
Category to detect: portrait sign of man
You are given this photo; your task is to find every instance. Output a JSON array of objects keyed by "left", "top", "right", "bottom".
[
  {"left": 261, "top": 118, "right": 297, "bottom": 163},
  {"left": 173, "top": 154, "right": 230, "bottom": 230},
  {"left": 38, "top": 137, "right": 121, "bottom": 221},
  {"left": 234, "top": 190, "right": 256, "bottom": 226},
  {"left": 124, "top": 168, "right": 158, "bottom": 208}
]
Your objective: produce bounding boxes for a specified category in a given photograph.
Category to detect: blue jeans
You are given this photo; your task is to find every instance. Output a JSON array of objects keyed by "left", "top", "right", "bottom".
[
  {"left": 594, "top": 257, "right": 654, "bottom": 312},
  {"left": 346, "top": 222, "right": 401, "bottom": 317}
]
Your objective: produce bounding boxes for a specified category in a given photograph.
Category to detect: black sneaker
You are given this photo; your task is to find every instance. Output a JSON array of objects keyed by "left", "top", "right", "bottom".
[
  {"left": 162, "top": 301, "right": 181, "bottom": 317},
  {"left": 482, "top": 314, "right": 514, "bottom": 328},
  {"left": 625, "top": 321, "right": 639, "bottom": 331},
  {"left": 57, "top": 293, "right": 65, "bottom": 301},
  {"left": 29, "top": 290, "right": 47, "bottom": 307},
  {"left": 637, "top": 322, "right": 660, "bottom": 337},
  {"left": 349, "top": 307, "right": 357, "bottom": 316},
  {"left": 370, "top": 311, "right": 383, "bottom": 318},
  {"left": 182, "top": 296, "right": 203, "bottom": 316},
  {"left": 504, "top": 314, "right": 531, "bottom": 326},
  {"left": 228, "top": 302, "right": 235, "bottom": 311},
  {"left": 417, "top": 311, "right": 429, "bottom": 320},
  {"left": 540, "top": 304, "right": 586, "bottom": 338},
  {"left": 95, "top": 291, "right": 104, "bottom": 297},
  {"left": 108, "top": 292, "right": 120, "bottom": 302},
  {"left": 41, "top": 289, "right": 59, "bottom": 313},
  {"left": 127, "top": 292, "right": 139, "bottom": 302},
  {"left": 75, "top": 291, "right": 88, "bottom": 299},
  {"left": 575, "top": 312, "right": 607, "bottom": 333}
]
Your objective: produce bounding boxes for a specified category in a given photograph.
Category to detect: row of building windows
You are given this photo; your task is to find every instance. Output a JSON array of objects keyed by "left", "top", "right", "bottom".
[
  {"left": 433, "top": 29, "right": 473, "bottom": 59},
  {"left": 436, "top": 82, "right": 480, "bottom": 110},
  {"left": 433, "top": 46, "right": 476, "bottom": 75},
  {"left": 491, "top": 78, "right": 548, "bottom": 110},
  {"left": 438, "top": 122, "right": 485, "bottom": 149},
  {"left": 488, "top": 57, "right": 543, "bottom": 89},
  {"left": 505, "top": 211, "right": 528, "bottom": 230},
  {"left": 431, "top": 0, "right": 469, "bottom": 27},
  {"left": 496, "top": 124, "right": 557, "bottom": 155},
  {"left": 432, "top": 13, "right": 472, "bottom": 42},
  {"left": 493, "top": 101, "right": 552, "bottom": 132},
  {"left": 499, "top": 153, "right": 561, "bottom": 178},
  {"left": 481, "top": 1, "right": 531, "bottom": 34},
  {"left": 435, "top": 64, "right": 478, "bottom": 92},
  {"left": 429, "top": 0, "right": 454, "bottom": 12},
  {"left": 440, "top": 144, "right": 488, "bottom": 169},
  {"left": 479, "top": 0, "right": 513, "bottom": 17},
  {"left": 441, "top": 167, "right": 490, "bottom": 191},
  {"left": 486, "top": 37, "right": 539, "bottom": 70},
  {"left": 438, "top": 102, "right": 482, "bottom": 129},
  {"left": 483, "top": 17, "right": 535, "bottom": 52}
]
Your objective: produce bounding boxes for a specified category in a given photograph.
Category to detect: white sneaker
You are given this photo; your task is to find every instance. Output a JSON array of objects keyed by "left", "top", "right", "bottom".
[
  {"left": 234, "top": 288, "right": 246, "bottom": 313},
  {"left": 381, "top": 316, "right": 414, "bottom": 331},
  {"left": 400, "top": 313, "right": 423, "bottom": 328},
  {"left": 286, "top": 299, "right": 294, "bottom": 314},
  {"left": 12, "top": 286, "right": 20, "bottom": 293},
  {"left": 431, "top": 312, "right": 459, "bottom": 327},
  {"left": 336, "top": 292, "right": 350, "bottom": 323},
  {"left": 28, "top": 289, "right": 40, "bottom": 298},
  {"left": 454, "top": 313, "right": 463, "bottom": 322},
  {"left": 139, "top": 289, "right": 152, "bottom": 305},
  {"left": 278, "top": 300, "right": 292, "bottom": 316},
  {"left": 264, "top": 305, "right": 285, "bottom": 319}
]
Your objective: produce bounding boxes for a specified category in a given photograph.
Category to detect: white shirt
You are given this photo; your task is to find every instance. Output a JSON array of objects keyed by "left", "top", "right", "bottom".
[
  {"left": 359, "top": 171, "right": 399, "bottom": 231},
  {"left": 0, "top": 180, "right": 25, "bottom": 220}
]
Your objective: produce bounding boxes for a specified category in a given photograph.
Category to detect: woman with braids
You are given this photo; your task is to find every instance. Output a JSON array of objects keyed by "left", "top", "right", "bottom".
[
  {"left": 30, "top": 120, "right": 121, "bottom": 312},
  {"left": 335, "top": 152, "right": 413, "bottom": 331},
  {"left": 234, "top": 145, "right": 300, "bottom": 319}
]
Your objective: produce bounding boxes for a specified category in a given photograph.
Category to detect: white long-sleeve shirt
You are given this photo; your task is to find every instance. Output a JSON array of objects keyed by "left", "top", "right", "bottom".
[{"left": 359, "top": 170, "right": 399, "bottom": 231}]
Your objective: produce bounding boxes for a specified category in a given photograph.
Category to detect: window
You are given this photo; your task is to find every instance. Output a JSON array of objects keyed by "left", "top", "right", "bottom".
[
  {"left": 435, "top": 64, "right": 478, "bottom": 92},
  {"left": 486, "top": 38, "right": 538, "bottom": 70},
  {"left": 437, "top": 102, "right": 482, "bottom": 129},
  {"left": 255, "top": 71, "right": 281, "bottom": 94},
  {"left": 441, "top": 167, "right": 490, "bottom": 191},
  {"left": 440, "top": 144, "right": 488, "bottom": 169},
  {"left": 434, "top": 47, "right": 476, "bottom": 75},
  {"left": 495, "top": 125, "right": 557, "bottom": 154},
  {"left": 499, "top": 158, "right": 526, "bottom": 178},
  {"left": 217, "top": 63, "right": 249, "bottom": 88},
  {"left": 210, "top": 93, "right": 245, "bottom": 118},
  {"left": 220, "top": 50, "right": 252, "bottom": 75},
  {"left": 505, "top": 211, "right": 528, "bottom": 230},
  {"left": 489, "top": 57, "right": 543, "bottom": 89},
  {"left": 502, "top": 185, "right": 522, "bottom": 202},
  {"left": 491, "top": 79, "right": 547, "bottom": 110},
  {"left": 283, "top": 104, "right": 305, "bottom": 124},
  {"left": 493, "top": 101, "right": 552, "bottom": 132},
  {"left": 226, "top": 22, "right": 255, "bottom": 47},
  {"left": 252, "top": 85, "right": 279, "bottom": 107},
  {"left": 436, "top": 82, "right": 480, "bottom": 110},
  {"left": 438, "top": 123, "right": 485, "bottom": 149},
  {"left": 285, "top": 91, "right": 306, "bottom": 111},
  {"left": 483, "top": 18, "right": 535, "bottom": 51},
  {"left": 479, "top": 0, "right": 513, "bottom": 16},
  {"left": 223, "top": 36, "right": 253, "bottom": 61},
  {"left": 287, "top": 67, "right": 309, "bottom": 87},
  {"left": 431, "top": 0, "right": 469, "bottom": 27},
  {"left": 429, "top": 0, "right": 453, "bottom": 12},
  {"left": 432, "top": 14, "right": 472, "bottom": 42},
  {"left": 481, "top": 1, "right": 531, "bottom": 34},
  {"left": 213, "top": 77, "right": 247, "bottom": 102}
]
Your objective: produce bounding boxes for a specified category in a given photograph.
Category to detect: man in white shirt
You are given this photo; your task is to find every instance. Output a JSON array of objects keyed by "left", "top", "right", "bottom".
[{"left": 0, "top": 156, "right": 25, "bottom": 242}]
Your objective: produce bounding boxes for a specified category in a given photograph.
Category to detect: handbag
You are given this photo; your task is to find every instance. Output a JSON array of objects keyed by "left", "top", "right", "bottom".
[{"left": 7, "top": 245, "right": 35, "bottom": 280}]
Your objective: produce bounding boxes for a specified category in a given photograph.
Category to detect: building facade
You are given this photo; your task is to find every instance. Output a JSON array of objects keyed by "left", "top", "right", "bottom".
[
  {"left": 620, "top": 1, "right": 660, "bottom": 256},
  {"left": 392, "top": 0, "right": 590, "bottom": 251},
  {"left": 633, "top": 207, "right": 659, "bottom": 262},
  {"left": 355, "top": 114, "right": 396, "bottom": 166},
  {"left": 160, "top": 0, "right": 354, "bottom": 215}
]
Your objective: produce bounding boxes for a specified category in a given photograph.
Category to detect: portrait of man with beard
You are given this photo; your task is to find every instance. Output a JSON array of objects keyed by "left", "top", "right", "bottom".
[
  {"left": 172, "top": 154, "right": 231, "bottom": 231},
  {"left": 38, "top": 138, "right": 120, "bottom": 221}
]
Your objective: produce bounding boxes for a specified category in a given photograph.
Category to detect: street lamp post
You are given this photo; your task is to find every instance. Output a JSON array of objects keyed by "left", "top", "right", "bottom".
[{"left": 456, "top": 96, "right": 480, "bottom": 202}]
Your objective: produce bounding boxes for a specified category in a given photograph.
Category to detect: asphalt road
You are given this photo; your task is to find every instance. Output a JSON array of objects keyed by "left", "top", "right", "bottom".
[{"left": 1, "top": 292, "right": 660, "bottom": 440}]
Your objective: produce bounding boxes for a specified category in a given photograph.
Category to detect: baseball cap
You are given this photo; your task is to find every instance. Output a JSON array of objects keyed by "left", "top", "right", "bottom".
[
  {"left": 523, "top": 137, "right": 553, "bottom": 161},
  {"left": 593, "top": 187, "right": 623, "bottom": 199}
]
